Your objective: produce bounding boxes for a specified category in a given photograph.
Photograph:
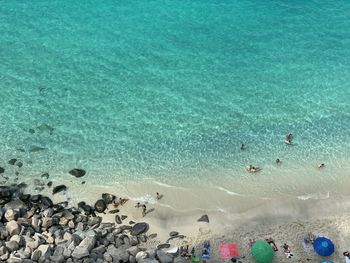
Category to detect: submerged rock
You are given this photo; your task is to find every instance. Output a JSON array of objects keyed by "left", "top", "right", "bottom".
[
  {"left": 41, "top": 173, "right": 49, "bottom": 179},
  {"left": 0, "top": 167, "right": 4, "bottom": 174},
  {"left": 52, "top": 185, "right": 67, "bottom": 195},
  {"left": 29, "top": 146, "right": 47, "bottom": 152},
  {"left": 8, "top": 159, "right": 17, "bottom": 165},
  {"left": 69, "top": 169, "right": 86, "bottom": 178}
]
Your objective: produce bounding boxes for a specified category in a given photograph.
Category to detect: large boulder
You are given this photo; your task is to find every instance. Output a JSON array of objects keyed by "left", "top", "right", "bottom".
[
  {"left": 94, "top": 199, "right": 107, "bottom": 213},
  {"left": 6, "top": 220, "right": 21, "bottom": 236},
  {"left": 102, "top": 193, "right": 116, "bottom": 204},
  {"left": 36, "top": 244, "right": 52, "bottom": 259},
  {"left": 71, "top": 233, "right": 96, "bottom": 259},
  {"left": 131, "top": 223, "right": 149, "bottom": 236},
  {"left": 156, "top": 251, "right": 173, "bottom": 263},
  {"left": 69, "top": 169, "right": 86, "bottom": 178},
  {"left": 106, "top": 246, "right": 129, "bottom": 263}
]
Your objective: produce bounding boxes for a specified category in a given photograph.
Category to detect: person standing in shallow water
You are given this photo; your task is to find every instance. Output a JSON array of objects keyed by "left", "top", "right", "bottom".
[
  {"left": 240, "top": 143, "right": 245, "bottom": 150},
  {"left": 142, "top": 205, "right": 147, "bottom": 217},
  {"left": 276, "top": 158, "right": 281, "bottom": 165}
]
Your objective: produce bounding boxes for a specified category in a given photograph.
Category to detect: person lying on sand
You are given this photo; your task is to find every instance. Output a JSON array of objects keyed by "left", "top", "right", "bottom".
[
  {"left": 344, "top": 251, "right": 350, "bottom": 263},
  {"left": 266, "top": 238, "right": 278, "bottom": 251},
  {"left": 112, "top": 197, "right": 129, "bottom": 207},
  {"left": 246, "top": 165, "right": 261, "bottom": 173},
  {"left": 282, "top": 243, "right": 294, "bottom": 258},
  {"left": 248, "top": 239, "right": 256, "bottom": 248},
  {"left": 180, "top": 245, "right": 191, "bottom": 259}
]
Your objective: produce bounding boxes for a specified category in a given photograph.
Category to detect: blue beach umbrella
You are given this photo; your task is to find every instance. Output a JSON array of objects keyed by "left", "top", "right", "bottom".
[{"left": 313, "top": 237, "right": 334, "bottom": 256}]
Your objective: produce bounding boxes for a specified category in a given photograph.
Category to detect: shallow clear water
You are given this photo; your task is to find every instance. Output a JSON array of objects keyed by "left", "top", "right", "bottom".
[{"left": 1, "top": 0, "right": 350, "bottom": 201}]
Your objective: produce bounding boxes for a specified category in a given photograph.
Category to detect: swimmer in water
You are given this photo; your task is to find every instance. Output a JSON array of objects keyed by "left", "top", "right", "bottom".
[
  {"left": 276, "top": 158, "right": 281, "bottom": 165},
  {"left": 240, "top": 143, "right": 245, "bottom": 150},
  {"left": 318, "top": 163, "right": 325, "bottom": 168}
]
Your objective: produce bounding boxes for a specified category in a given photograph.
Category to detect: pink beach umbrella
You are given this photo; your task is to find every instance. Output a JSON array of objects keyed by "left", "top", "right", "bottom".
[{"left": 220, "top": 242, "right": 240, "bottom": 260}]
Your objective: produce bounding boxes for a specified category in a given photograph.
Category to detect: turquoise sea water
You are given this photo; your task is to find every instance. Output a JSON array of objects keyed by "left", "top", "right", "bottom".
[{"left": 1, "top": 1, "right": 350, "bottom": 200}]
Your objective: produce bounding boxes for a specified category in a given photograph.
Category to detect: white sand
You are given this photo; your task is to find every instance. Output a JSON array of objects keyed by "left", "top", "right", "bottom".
[{"left": 22, "top": 177, "right": 350, "bottom": 262}]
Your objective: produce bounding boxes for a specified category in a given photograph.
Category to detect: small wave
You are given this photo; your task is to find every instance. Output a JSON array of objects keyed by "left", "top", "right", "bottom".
[
  {"left": 297, "top": 192, "right": 330, "bottom": 200},
  {"left": 130, "top": 194, "right": 157, "bottom": 204},
  {"left": 153, "top": 181, "right": 188, "bottom": 190},
  {"left": 216, "top": 186, "right": 242, "bottom": 196}
]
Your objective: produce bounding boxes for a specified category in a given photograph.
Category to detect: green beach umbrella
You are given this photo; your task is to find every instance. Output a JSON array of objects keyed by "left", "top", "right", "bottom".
[{"left": 251, "top": 240, "right": 275, "bottom": 263}]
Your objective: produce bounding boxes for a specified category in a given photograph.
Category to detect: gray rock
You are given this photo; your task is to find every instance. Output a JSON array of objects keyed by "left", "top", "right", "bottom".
[
  {"left": 95, "top": 199, "right": 107, "bottom": 213},
  {"left": 36, "top": 244, "right": 52, "bottom": 259},
  {"left": 52, "top": 185, "right": 67, "bottom": 195},
  {"left": 5, "top": 209, "right": 19, "bottom": 222},
  {"left": 5, "top": 240, "right": 19, "bottom": 252},
  {"left": 49, "top": 255, "right": 65, "bottom": 263},
  {"left": 148, "top": 233, "right": 157, "bottom": 239},
  {"left": 156, "top": 251, "right": 173, "bottom": 263},
  {"left": 145, "top": 248, "right": 157, "bottom": 258},
  {"left": 136, "top": 251, "right": 148, "bottom": 262},
  {"left": 31, "top": 250, "right": 41, "bottom": 261},
  {"left": 131, "top": 223, "right": 149, "bottom": 236},
  {"left": 174, "top": 257, "right": 187, "bottom": 263},
  {"left": 4, "top": 200, "right": 26, "bottom": 211},
  {"left": 88, "top": 216, "right": 102, "bottom": 226},
  {"left": 6, "top": 220, "right": 21, "bottom": 236},
  {"left": 91, "top": 245, "right": 106, "bottom": 254},
  {"left": 140, "top": 259, "right": 160, "bottom": 263},
  {"left": 197, "top": 214, "right": 209, "bottom": 223},
  {"left": 41, "top": 217, "right": 54, "bottom": 229},
  {"left": 0, "top": 251, "right": 9, "bottom": 262},
  {"left": 127, "top": 246, "right": 140, "bottom": 256},
  {"left": 71, "top": 233, "right": 96, "bottom": 259},
  {"left": 0, "top": 246, "right": 7, "bottom": 256},
  {"left": 169, "top": 231, "right": 178, "bottom": 237},
  {"left": 106, "top": 246, "right": 129, "bottom": 262},
  {"left": 43, "top": 208, "right": 54, "bottom": 218},
  {"left": 115, "top": 215, "right": 122, "bottom": 224},
  {"left": 69, "top": 168, "right": 86, "bottom": 178},
  {"left": 129, "top": 255, "right": 137, "bottom": 263},
  {"left": 102, "top": 193, "right": 116, "bottom": 204},
  {"left": 157, "top": 243, "right": 171, "bottom": 249}
]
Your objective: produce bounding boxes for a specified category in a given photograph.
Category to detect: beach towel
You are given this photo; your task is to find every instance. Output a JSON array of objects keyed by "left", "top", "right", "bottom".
[{"left": 220, "top": 242, "right": 240, "bottom": 260}]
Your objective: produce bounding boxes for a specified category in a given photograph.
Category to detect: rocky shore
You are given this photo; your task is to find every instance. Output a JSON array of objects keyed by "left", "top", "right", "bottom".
[{"left": 0, "top": 182, "right": 188, "bottom": 263}]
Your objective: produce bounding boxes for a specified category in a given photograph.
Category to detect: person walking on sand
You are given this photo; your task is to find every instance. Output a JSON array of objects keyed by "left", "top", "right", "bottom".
[
  {"left": 135, "top": 202, "right": 141, "bottom": 208},
  {"left": 142, "top": 204, "right": 147, "bottom": 217},
  {"left": 156, "top": 192, "right": 162, "bottom": 200}
]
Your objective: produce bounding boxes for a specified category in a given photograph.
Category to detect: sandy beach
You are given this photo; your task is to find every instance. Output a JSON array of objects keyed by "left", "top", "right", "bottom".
[{"left": 18, "top": 174, "right": 350, "bottom": 262}]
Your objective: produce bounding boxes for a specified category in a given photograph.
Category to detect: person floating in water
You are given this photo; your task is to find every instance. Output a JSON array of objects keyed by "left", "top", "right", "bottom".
[
  {"left": 240, "top": 143, "right": 245, "bottom": 150},
  {"left": 246, "top": 165, "right": 260, "bottom": 173},
  {"left": 318, "top": 163, "right": 325, "bottom": 168},
  {"left": 284, "top": 139, "right": 292, "bottom": 145},
  {"left": 276, "top": 158, "right": 281, "bottom": 165}
]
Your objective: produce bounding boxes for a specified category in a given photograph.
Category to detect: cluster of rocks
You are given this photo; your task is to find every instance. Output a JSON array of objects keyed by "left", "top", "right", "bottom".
[{"left": 0, "top": 183, "right": 188, "bottom": 263}]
